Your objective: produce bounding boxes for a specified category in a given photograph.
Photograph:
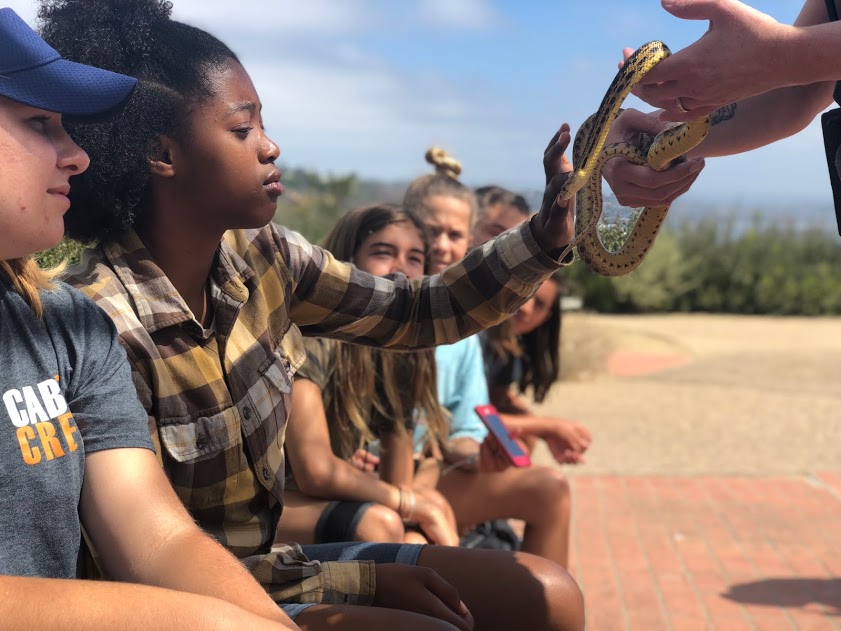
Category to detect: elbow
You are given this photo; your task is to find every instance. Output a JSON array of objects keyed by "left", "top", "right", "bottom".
[
  {"left": 294, "top": 461, "right": 333, "bottom": 497},
  {"left": 778, "top": 84, "right": 834, "bottom": 138}
]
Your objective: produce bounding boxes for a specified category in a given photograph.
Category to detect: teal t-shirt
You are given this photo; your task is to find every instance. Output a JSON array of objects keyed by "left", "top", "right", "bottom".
[
  {"left": 412, "top": 335, "right": 490, "bottom": 452},
  {"left": 0, "top": 279, "right": 152, "bottom": 578}
]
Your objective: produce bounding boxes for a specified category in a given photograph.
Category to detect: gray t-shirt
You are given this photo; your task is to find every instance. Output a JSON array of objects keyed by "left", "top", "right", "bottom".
[{"left": 0, "top": 279, "right": 153, "bottom": 578}]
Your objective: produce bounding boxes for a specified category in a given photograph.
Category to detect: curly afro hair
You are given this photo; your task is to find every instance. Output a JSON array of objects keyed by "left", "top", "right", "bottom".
[{"left": 38, "top": 0, "right": 238, "bottom": 242}]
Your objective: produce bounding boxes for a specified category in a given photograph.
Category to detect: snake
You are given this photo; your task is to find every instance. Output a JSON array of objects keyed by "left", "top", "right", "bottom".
[{"left": 555, "top": 41, "right": 711, "bottom": 277}]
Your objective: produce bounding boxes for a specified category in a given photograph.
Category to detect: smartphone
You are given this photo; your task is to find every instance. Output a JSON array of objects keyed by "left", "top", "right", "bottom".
[{"left": 474, "top": 404, "right": 531, "bottom": 468}]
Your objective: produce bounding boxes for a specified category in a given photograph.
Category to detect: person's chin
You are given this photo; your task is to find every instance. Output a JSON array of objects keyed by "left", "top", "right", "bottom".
[
  {"left": 430, "top": 261, "right": 449, "bottom": 275},
  {"left": 240, "top": 200, "right": 278, "bottom": 230}
]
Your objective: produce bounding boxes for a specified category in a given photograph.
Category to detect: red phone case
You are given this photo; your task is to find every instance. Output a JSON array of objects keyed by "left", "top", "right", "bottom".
[{"left": 474, "top": 404, "right": 531, "bottom": 468}]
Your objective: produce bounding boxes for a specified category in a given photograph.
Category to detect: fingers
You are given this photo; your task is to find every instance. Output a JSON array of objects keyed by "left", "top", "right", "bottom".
[
  {"left": 543, "top": 122, "right": 570, "bottom": 156},
  {"left": 543, "top": 125, "right": 572, "bottom": 184},
  {"left": 604, "top": 157, "right": 704, "bottom": 208},
  {"left": 479, "top": 438, "right": 509, "bottom": 473},
  {"left": 661, "top": 0, "right": 728, "bottom": 22},
  {"left": 613, "top": 108, "right": 668, "bottom": 139},
  {"left": 542, "top": 171, "right": 574, "bottom": 212},
  {"left": 351, "top": 449, "right": 379, "bottom": 472},
  {"left": 415, "top": 494, "right": 460, "bottom": 546},
  {"left": 574, "top": 424, "right": 593, "bottom": 448},
  {"left": 422, "top": 571, "right": 473, "bottom": 631},
  {"left": 422, "top": 518, "right": 459, "bottom": 547}
]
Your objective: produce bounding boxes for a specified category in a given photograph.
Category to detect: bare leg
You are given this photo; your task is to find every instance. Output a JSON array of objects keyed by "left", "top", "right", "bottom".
[
  {"left": 436, "top": 466, "right": 571, "bottom": 567},
  {"left": 276, "top": 491, "right": 405, "bottom": 545},
  {"left": 417, "top": 546, "right": 585, "bottom": 631},
  {"left": 296, "top": 605, "right": 459, "bottom": 630}
]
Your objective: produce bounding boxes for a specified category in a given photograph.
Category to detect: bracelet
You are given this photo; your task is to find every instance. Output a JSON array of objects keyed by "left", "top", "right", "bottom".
[
  {"left": 397, "top": 486, "right": 416, "bottom": 522},
  {"left": 397, "top": 486, "right": 406, "bottom": 517}
]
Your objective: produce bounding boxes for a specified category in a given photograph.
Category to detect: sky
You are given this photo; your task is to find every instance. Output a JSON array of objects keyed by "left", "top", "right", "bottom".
[{"left": 6, "top": 0, "right": 834, "bottom": 210}]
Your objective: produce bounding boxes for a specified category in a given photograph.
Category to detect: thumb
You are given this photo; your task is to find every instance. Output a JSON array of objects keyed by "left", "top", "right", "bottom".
[{"left": 661, "top": 0, "right": 728, "bottom": 21}]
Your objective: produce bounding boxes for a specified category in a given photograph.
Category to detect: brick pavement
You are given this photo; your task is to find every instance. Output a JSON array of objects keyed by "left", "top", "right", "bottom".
[{"left": 569, "top": 475, "right": 841, "bottom": 630}]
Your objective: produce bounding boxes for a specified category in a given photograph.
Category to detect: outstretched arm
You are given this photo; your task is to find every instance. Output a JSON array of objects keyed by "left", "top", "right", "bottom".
[{"left": 80, "top": 447, "right": 298, "bottom": 629}]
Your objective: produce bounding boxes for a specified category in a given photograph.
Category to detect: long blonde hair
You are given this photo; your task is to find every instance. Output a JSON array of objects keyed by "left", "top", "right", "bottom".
[
  {"left": 0, "top": 256, "right": 57, "bottom": 318},
  {"left": 320, "top": 204, "right": 449, "bottom": 456}
]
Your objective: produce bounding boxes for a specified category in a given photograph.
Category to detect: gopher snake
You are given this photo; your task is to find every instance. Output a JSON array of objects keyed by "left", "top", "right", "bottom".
[{"left": 556, "top": 41, "right": 710, "bottom": 277}]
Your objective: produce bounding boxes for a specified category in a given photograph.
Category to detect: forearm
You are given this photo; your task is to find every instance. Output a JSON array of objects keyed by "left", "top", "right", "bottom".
[
  {"left": 499, "top": 412, "right": 552, "bottom": 435},
  {"left": 689, "top": 81, "right": 834, "bottom": 159},
  {"left": 299, "top": 458, "right": 401, "bottom": 512},
  {"left": 0, "top": 575, "right": 296, "bottom": 631},
  {"left": 129, "top": 529, "right": 294, "bottom": 627},
  {"left": 378, "top": 432, "right": 416, "bottom": 486}
]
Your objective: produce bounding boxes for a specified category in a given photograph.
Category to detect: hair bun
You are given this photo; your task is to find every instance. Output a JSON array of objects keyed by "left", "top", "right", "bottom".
[{"left": 424, "top": 147, "right": 462, "bottom": 180}]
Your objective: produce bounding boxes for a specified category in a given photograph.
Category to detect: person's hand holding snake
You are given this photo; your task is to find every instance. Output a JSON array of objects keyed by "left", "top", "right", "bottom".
[
  {"left": 628, "top": 0, "right": 818, "bottom": 121},
  {"left": 602, "top": 108, "right": 706, "bottom": 208}
]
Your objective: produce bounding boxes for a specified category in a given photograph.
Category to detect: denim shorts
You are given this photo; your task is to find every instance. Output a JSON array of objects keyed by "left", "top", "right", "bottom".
[{"left": 279, "top": 542, "right": 425, "bottom": 620}]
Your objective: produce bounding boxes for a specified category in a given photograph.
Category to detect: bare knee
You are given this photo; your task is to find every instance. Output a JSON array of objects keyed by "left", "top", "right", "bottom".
[
  {"left": 512, "top": 552, "right": 585, "bottom": 631},
  {"left": 354, "top": 504, "right": 405, "bottom": 543},
  {"left": 536, "top": 468, "right": 570, "bottom": 512},
  {"left": 515, "top": 467, "right": 570, "bottom": 521},
  {"left": 297, "top": 604, "right": 462, "bottom": 631}
]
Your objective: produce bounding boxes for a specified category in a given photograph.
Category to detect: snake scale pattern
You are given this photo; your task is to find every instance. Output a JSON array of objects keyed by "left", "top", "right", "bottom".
[{"left": 556, "top": 41, "right": 711, "bottom": 277}]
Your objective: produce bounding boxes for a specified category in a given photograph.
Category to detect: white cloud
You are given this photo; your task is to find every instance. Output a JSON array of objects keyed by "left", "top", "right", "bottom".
[
  {"left": 242, "top": 42, "right": 550, "bottom": 192},
  {"left": 416, "top": 0, "right": 500, "bottom": 30},
  {"left": 169, "top": 0, "right": 372, "bottom": 35}
]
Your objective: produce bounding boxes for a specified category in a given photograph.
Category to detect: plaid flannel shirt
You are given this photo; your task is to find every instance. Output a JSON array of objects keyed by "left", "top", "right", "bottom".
[{"left": 63, "top": 218, "right": 568, "bottom": 605}]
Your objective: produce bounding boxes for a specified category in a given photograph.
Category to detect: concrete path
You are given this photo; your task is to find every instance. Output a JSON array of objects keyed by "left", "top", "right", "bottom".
[{"left": 532, "top": 314, "right": 841, "bottom": 630}]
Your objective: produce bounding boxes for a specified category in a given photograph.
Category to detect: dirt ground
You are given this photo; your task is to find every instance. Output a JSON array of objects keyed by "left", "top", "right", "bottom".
[{"left": 531, "top": 313, "right": 841, "bottom": 476}]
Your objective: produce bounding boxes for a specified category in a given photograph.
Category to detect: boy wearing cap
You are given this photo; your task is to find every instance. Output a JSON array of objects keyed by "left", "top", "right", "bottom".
[{"left": 0, "top": 8, "right": 298, "bottom": 630}]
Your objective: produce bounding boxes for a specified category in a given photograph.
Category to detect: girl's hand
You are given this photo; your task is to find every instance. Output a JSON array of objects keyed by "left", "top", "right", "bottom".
[
  {"left": 411, "top": 487, "right": 460, "bottom": 547},
  {"left": 539, "top": 419, "right": 591, "bottom": 465},
  {"left": 532, "top": 125, "right": 575, "bottom": 254},
  {"left": 350, "top": 448, "right": 380, "bottom": 472},
  {"left": 478, "top": 435, "right": 515, "bottom": 474}
]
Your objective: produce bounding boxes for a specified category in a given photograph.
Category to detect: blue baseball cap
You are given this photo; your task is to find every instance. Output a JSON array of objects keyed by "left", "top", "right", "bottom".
[{"left": 0, "top": 7, "right": 137, "bottom": 116}]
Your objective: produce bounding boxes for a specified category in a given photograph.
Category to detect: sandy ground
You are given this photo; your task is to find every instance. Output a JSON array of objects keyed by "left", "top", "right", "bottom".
[{"left": 530, "top": 313, "right": 841, "bottom": 476}]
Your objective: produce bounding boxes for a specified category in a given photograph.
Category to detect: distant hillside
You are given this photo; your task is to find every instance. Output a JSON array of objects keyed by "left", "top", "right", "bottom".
[{"left": 275, "top": 166, "right": 840, "bottom": 245}]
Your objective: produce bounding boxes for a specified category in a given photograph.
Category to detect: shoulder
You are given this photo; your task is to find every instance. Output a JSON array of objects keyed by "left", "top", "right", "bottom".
[
  {"left": 41, "top": 281, "right": 116, "bottom": 334},
  {"left": 61, "top": 247, "right": 134, "bottom": 324},
  {"left": 223, "top": 224, "right": 321, "bottom": 274}
]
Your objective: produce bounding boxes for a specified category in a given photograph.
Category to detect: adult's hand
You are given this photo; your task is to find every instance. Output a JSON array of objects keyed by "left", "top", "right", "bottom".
[
  {"left": 373, "top": 564, "right": 473, "bottom": 631},
  {"left": 629, "top": 0, "right": 794, "bottom": 120},
  {"left": 602, "top": 108, "right": 705, "bottom": 207},
  {"left": 531, "top": 124, "right": 575, "bottom": 254}
]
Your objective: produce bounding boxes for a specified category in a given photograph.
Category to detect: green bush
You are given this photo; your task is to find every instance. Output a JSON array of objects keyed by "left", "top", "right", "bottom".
[
  {"left": 571, "top": 211, "right": 841, "bottom": 315},
  {"left": 34, "top": 239, "right": 85, "bottom": 269}
]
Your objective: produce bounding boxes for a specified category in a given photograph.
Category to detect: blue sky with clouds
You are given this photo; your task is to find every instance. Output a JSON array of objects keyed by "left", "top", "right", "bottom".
[{"left": 7, "top": 0, "right": 832, "bottom": 208}]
